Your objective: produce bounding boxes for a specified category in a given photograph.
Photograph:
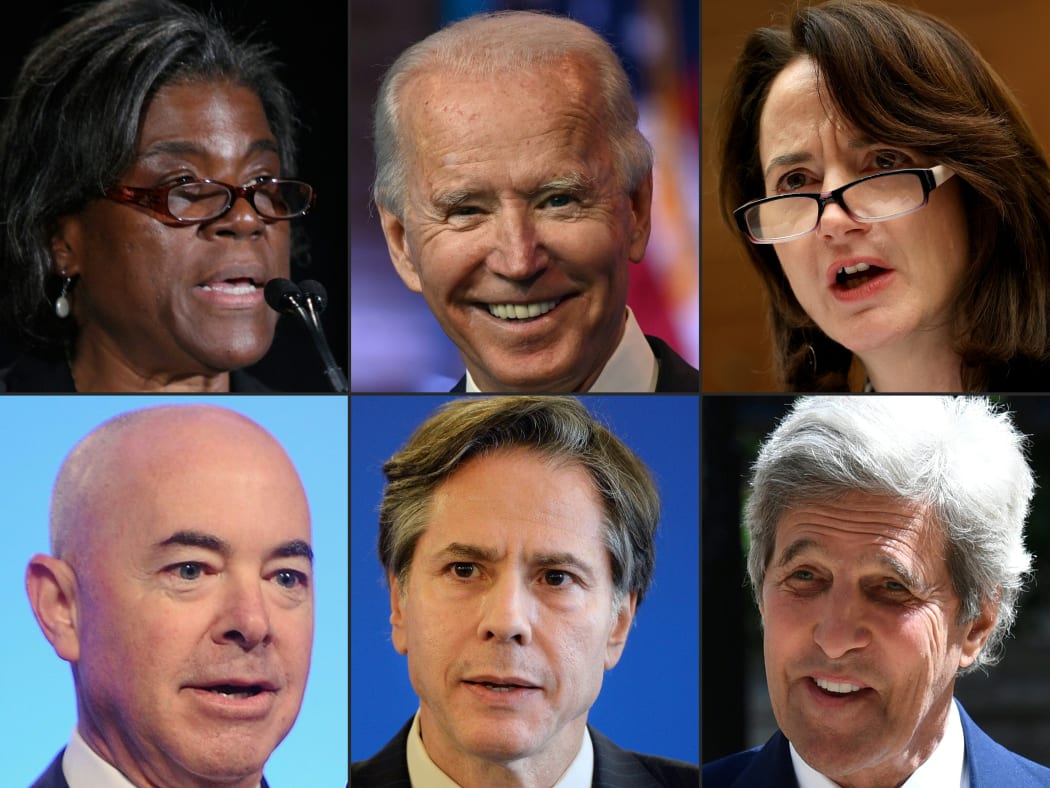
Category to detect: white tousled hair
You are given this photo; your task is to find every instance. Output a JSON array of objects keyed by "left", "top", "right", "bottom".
[
  {"left": 747, "top": 395, "right": 1035, "bottom": 673},
  {"left": 371, "top": 10, "right": 653, "bottom": 219}
]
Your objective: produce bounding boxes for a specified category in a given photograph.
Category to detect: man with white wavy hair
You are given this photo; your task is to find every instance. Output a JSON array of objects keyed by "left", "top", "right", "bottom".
[{"left": 704, "top": 395, "right": 1050, "bottom": 788}]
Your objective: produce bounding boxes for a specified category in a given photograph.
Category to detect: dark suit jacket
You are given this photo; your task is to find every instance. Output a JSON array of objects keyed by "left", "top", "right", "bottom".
[
  {"left": 350, "top": 718, "right": 699, "bottom": 787},
  {"left": 0, "top": 353, "right": 272, "bottom": 392},
  {"left": 702, "top": 701, "right": 1050, "bottom": 787},
  {"left": 30, "top": 748, "right": 272, "bottom": 787},
  {"left": 449, "top": 335, "right": 699, "bottom": 393}
]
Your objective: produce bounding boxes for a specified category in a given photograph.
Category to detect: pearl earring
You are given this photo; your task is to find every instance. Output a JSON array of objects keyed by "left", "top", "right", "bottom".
[{"left": 54, "top": 275, "right": 72, "bottom": 319}]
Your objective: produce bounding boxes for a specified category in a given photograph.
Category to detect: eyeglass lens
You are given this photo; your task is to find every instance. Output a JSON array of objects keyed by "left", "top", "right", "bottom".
[
  {"left": 746, "top": 171, "right": 927, "bottom": 241},
  {"left": 168, "top": 180, "right": 312, "bottom": 221}
]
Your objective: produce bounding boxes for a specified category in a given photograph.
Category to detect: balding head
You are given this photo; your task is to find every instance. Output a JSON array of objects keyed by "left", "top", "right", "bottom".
[{"left": 50, "top": 404, "right": 305, "bottom": 562}]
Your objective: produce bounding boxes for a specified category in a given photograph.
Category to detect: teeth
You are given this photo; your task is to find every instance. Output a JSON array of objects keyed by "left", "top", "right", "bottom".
[
  {"left": 837, "top": 262, "right": 871, "bottom": 277},
  {"left": 487, "top": 300, "right": 558, "bottom": 320},
  {"left": 199, "top": 282, "right": 256, "bottom": 295},
  {"left": 815, "top": 678, "right": 862, "bottom": 694}
]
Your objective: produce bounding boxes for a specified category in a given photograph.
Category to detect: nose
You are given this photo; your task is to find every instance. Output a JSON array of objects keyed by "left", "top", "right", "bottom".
[
  {"left": 812, "top": 584, "right": 870, "bottom": 659},
  {"left": 485, "top": 204, "right": 547, "bottom": 280},
  {"left": 213, "top": 573, "right": 273, "bottom": 650},
  {"left": 203, "top": 193, "right": 266, "bottom": 239},
  {"left": 817, "top": 178, "right": 867, "bottom": 241},
  {"left": 477, "top": 573, "right": 533, "bottom": 645}
]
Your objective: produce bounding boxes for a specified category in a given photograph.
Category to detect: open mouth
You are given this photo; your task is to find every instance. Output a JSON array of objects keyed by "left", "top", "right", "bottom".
[
  {"left": 813, "top": 678, "right": 863, "bottom": 695},
  {"left": 834, "top": 263, "right": 887, "bottom": 290},
  {"left": 202, "top": 684, "right": 265, "bottom": 698},
  {"left": 197, "top": 277, "right": 260, "bottom": 294},
  {"left": 486, "top": 299, "right": 560, "bottom": 321}
]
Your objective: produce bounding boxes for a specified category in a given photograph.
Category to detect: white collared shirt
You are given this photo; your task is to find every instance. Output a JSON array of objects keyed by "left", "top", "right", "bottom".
[
  {"left": 405, "top": 709, "right": 594, "bottom": 787},
  {"left": 62, "top": 725, "right": 263, "bottom": 788},
  {"left": 789, "top": 699, "right": 970, "bottom": 788},
  {"left": 465, "top": 307, "right": 658, "bottom": 393}
]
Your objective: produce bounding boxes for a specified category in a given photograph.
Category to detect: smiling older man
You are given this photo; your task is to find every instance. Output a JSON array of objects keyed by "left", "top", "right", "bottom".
[
  {"left": 703, "top": 395, "right": 1050, "bottom": 787},
  {"left": 371, "top": 11, "right": 698, "bottom": 393},
  {"left": 25, "top": 405, "right": 314, "bottom": 788}
]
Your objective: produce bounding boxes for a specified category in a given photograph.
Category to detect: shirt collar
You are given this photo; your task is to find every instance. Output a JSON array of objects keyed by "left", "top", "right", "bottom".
[
  {"left": 63, "top": 725, "right": 264, "bottom": 788},
  {"left": 464, "top": 307, "right": 657, "bottom": 393},
  {"left": 789, "top": 699, "right": 969, "bottom": 788},
  {"left": 405, "top": 709, "right": 594, "bottom": 787}
]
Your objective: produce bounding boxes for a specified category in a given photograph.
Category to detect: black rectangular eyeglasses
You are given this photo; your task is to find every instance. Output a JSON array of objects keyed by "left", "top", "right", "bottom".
[{"left": 734, "top": 164, "right": 956, "bottom": 244}]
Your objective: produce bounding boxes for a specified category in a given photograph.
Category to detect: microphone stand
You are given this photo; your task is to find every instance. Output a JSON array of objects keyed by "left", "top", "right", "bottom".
[{"left": 264, "top": 278, "right": 349, "bottom": 393}]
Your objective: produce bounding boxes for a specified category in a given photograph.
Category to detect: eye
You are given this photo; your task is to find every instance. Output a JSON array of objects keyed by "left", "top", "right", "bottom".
[
  {"left": 448, "top": 205, "right": 481, "bottom": 218},
  {"left": 173, "top": 562, "right": 204, "bottom": 581},
  {"left": 872, "top": 149, "right": 910, "bottom": 170},
  {"left": 542, "top": 569, "right": 574, "bottom": 587},
  {"left": 777, "top": 171, "right": 812, "bottom": 193},
  {"left": 541, "top": 193, "right": 577, "bottom": 208},
  {"left": 790, "top": 568, "right": 816, "bottom": 581},
  {"left": 450, "top": 562, "right": 477, "bottom": 579},
  {"left": 274, "top": 569, "right": 308, "bottom": 589}
]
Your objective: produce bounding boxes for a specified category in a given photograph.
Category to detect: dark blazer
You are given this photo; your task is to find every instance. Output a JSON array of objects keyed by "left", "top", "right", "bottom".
[
  {"left": 449, "top": 335, "right": 699, "bottom": 393},
  {"left": 30, "top": 748, "right": 272, "bottom": 787},
  {"left": 0, "top": 353, "right": 272, "bottom": 392},
  {"left": 350, "top": 718, "right": 699, "bottom": 787},
  {"left": 702, "top": 701, "right": 1050, "bottom": 787}
]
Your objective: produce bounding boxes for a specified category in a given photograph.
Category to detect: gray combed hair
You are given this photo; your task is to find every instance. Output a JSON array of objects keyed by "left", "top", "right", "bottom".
[
  {"left": 371, "top": 10, "right": 653, "bottom": 218},
  {"left": 378, "top": 395, "right": 660, "bottom": 607},
  {"left": 746, "top": 395, "right": 1035, "bottom": 673}
]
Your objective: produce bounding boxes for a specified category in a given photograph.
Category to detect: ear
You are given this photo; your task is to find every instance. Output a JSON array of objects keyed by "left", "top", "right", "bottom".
[
  {"left": 25, "top": 554, "right": 81, "bottom": 662},
  {"left": 958, "top": 596, "right": 999, "bottom": 669},
  {"left": 388, "top": 572, "right": 409, "bottom": 656},
  {"left": 626, "top": 171, "right": 653, "bottom": 263},
  {"left": 50, "top": 215, "right": 85, "bottom": 277},
  {"left": 604, "top": 591, "right": 638, "bottom": 670},
  {"left": 377, "top": 204, "right": 423, "bottom": 293}
]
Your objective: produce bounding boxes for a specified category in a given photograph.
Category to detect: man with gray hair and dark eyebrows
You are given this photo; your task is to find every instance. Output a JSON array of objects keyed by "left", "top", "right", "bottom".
[
  {"left": 370, "top": 11, "right": 698, "bottom": 393},
  {"left": 350, "top": 395, "right": 699, "bottom": 787},
  {"left": 704, "top": 395, "right": 1050, "bottom": 787}
]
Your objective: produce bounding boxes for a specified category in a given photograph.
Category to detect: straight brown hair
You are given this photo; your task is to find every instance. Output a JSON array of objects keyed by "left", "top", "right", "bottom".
[{"left": 716, "top": 0, "right": 1050, "bottom": 391}]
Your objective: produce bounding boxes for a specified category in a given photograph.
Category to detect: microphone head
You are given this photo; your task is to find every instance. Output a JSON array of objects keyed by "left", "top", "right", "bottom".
[
  {"left": 298, "top": 279, "right": 328, "bottom": 313},
  {"left": 264, "top": 277, "right": 303, "bottom": 315}
]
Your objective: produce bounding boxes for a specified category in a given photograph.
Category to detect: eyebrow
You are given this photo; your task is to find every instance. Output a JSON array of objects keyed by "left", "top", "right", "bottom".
[
  {"left": 774, "top": 537, "right": 919, "bottom": 588},
  {"left": 434, "top": 542, "right": 595, "bottom": 577},
  {"left": 763, "top": 136, "right": 879, "bottom": 180},
  {"left": 154, "top": 530, "right": 313, "bottom": 564}
]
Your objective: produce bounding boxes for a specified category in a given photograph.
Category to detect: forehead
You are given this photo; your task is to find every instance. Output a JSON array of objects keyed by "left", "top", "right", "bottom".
[
  {"left": 84, "top": 417, "right": 310, "bottom": 556},
  {"left": 771, "top": 491, "right": 944, "bottom": 571},
  {"left": 399, "top": 61, "right": 611, "bottom": 187},
  {"left": 135, "top": 80, "right": 277, "bottom": 161},
  {"left": 417, "top": 448, "right": 609, "bottom": 563},
  {"left": 758, "top": 56, "right": 850, "bottom": 170}
]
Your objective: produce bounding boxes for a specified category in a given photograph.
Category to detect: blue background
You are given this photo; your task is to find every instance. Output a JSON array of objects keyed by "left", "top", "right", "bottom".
[
  {"left": 350, "top": 394, "right": 699, "bottom": 765},
  {"left": 0, "top": 395, "right": 348, "bottom": 787}
]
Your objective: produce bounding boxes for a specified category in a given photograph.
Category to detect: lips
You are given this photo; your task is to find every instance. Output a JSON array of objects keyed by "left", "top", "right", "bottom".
[
  {"left": 190, "top": 678, "right": 278, "bottom": 695},
  {"left": 462, "top": 675, "right": 541, "bottom": 690}
]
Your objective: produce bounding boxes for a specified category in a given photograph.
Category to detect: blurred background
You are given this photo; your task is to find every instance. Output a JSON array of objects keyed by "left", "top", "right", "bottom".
[
  {"left": 351, "top": 0, "right": 699, "bottom": 391},
  {"left": 702, "top": 394, "right": 1050, "bottom": 766},
  {"left": 702, "top": 1, "right": 1050, "bottom": 391},
  {"left": 0, "top": 0, "right": 348, "bottom": 393}
]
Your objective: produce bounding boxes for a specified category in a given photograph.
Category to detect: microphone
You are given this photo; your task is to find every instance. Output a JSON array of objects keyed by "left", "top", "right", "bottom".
[{"left": 264, "top": 277, "right": 348, "bottom": 393}]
